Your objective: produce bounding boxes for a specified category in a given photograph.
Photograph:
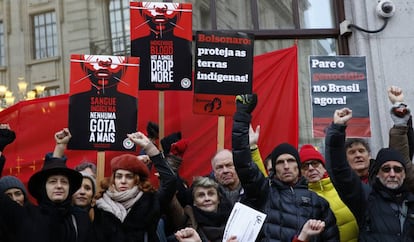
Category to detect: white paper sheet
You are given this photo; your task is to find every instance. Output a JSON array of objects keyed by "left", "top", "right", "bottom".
[{"left": 222, "top": 202, "right": 266, "bottom": 242}]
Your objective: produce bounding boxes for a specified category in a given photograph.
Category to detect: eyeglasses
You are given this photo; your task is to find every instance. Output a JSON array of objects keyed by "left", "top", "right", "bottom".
[
  {"left": 380, "top": 166, "right": 404, "bottom": 173},
  {"left": 275, "top": 158, "right": 296, "bottom": 165},
  {"left": 301, "top": 160, "right": 321, "bottom": 171}
]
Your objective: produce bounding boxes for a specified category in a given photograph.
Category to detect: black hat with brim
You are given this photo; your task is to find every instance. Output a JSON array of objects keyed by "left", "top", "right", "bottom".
[{"left": 28, "top": 158, "right": 82, "bottom": 202}]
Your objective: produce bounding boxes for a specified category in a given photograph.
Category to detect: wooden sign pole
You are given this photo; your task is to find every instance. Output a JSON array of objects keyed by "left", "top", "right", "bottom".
[
  {"left": 217, "top": 116, "right": 225, "bottom": 150},
  {"left": 159, "top": 91, "right": 165, "bottom": 150},
  {"left": 96, "top": 151, "right": 105, "bottom": 191}
]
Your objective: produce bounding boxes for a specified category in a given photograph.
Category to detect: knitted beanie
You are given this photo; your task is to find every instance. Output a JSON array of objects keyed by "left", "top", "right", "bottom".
[
  {"left": 80, "top": 171, "right": 97, "bottom": 196},
  {"left": 111, "top": 154, "right": 150, "bottom": 180},
  {"left": 0, "top": 176, "right": 27, "bottom": 197},
  {"left": 271, "top": 143, "right": 301, "bottom": 174},
  {"left": 299, "top": 144, "right": 325, "bottom": 166},
  {"left": 374, "top": 147, "right": 406, "bottom": 172}
]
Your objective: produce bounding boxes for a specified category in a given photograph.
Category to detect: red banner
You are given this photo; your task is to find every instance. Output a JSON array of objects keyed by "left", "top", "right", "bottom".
[{"left": 0, "top": 45, "right": 298, "bottom": 189}]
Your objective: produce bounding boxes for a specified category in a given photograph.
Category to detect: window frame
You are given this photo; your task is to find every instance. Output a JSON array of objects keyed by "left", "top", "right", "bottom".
[
  {"left": 195, "top": 0, "right": 348, "bottom": 54},
  {"left": 108, "top": 0, "right": 131, "bottom": 56},
  {"left": 0, "top": 21, "right": 5, "bottom": 66},
  {"left": 32, "top": 11, "right": 58, "bottom": 60}
]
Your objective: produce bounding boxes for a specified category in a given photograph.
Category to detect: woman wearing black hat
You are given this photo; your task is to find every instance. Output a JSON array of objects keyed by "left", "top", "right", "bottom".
[
  {"left": 89, "top": 131, "right": 177, "bottom": 242},
  {"left": 0, "top": 128, "right": 90, "bottom": 242}
]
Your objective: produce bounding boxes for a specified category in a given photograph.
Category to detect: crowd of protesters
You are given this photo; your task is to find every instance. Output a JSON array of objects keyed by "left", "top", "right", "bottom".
[{"left": 0, "top": 86, "right": 413, "bottom": 242}]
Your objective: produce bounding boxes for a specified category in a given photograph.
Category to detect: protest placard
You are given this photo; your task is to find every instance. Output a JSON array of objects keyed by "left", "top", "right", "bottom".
[
  {"left": 310, "top": 56, "right": 370, "bottom": 137},
  {"left": 193, "top": 31, "right": 254, "bottom": 116},
  {"left": 130, "top": 2, "right": 192, "bottom": 91},
  {"left": 68, "top": 54, "right": 139, "bottom": 151}
]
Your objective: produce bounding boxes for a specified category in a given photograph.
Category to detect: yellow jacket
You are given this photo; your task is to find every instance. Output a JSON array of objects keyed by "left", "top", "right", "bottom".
[
  {"left": 251, "top": 147, "right": 268, "bottom": 177},
  {"left": 308, "top": 177, "right": 359, "bottom": 242}
]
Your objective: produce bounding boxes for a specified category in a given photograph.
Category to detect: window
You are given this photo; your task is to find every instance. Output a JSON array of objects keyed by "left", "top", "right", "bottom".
[
  {"left": 33, "top": 11, "right": 58, "bottom": 59},
  {"left": 0, "top": 21, "right": 5, "bottom": 66},
  {"left": 109, "top": 0, "right": 130, "bottom": 55},
  {"left": 300, "top": 0, "right": 335, "bottom": 28},
  {"left": 44, "top": 86, "right": 60, "bottom": 97}
]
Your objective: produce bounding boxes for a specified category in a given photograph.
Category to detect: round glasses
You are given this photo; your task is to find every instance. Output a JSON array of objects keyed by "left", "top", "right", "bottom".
[{"left": 301, "top": 160, "right": 321, "bottom": 171}]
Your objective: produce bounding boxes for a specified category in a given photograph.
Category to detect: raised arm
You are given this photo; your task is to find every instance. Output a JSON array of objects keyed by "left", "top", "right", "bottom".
[
  {"left": 325, "top": 108, "right": 367, "bottom": 225},
  {"left": 52, "top": 128, "right": 71, "bottom": 158},
  {"left": 387, "top": 86, "right": 411, "bottom": 164},
  {"left": 232, "top": 94, "right": 267, "bottom": 207},
  {"left": 127, "top": 131, "right": 177, "bottom": 206}
]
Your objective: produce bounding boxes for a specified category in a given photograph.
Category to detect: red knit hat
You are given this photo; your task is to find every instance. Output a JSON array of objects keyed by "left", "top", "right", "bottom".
[
  {"left": 299, "top": 144, "right": 325, "bottom": 165},
  {"left": 111, "top": 154, "right": 150, "bottom": 179}
]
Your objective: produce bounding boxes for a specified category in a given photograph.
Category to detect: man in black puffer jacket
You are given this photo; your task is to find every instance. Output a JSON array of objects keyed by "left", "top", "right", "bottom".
[{"left": 232, "top": 94, "right": 339, "bottom": 242}]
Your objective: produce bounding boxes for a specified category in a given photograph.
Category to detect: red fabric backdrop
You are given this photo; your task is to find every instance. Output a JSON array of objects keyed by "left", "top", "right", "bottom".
[{"left": 0, "top": 45, "right": 298, "bottom": 187}]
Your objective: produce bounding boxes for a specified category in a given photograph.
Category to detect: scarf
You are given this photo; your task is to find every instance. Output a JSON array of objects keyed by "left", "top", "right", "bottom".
[
  {"left": 373, "top": 177, "right": 408, "bottom": 203},
  {"left": 96, "top": 186, "right": 143, "bottom": 222},
  {"left": 219, "top": 184, "right": 242, "bottom": 206},
  {"left": 37, "top": 188, "right": 77, "bottom": 242}
]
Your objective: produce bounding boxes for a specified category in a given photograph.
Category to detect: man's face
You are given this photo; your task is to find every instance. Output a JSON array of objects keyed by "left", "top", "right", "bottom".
[
  {"left": 4, "top": 188, "right": 25, "bottom": 206},
  {"left": 72, "top": 178, "right": 94, "bottom": 208},
  {"left": 46, "top": 175, "right": 70, "bottom": 203},
  {"left": 193, "top": 186, "right": 220, "bottom": 213},
  {"left": 377, "top": 161, "right": 405, "bottom": 189},
  {"left": 301, "top": 160, "right": 326, "bottom": 183},
  {"left": 274, "top": 154, "right": 299, "bottom": 185},
  {"left": 212, "top": 150, "right": 240, "bottom": 190},
  {"left": 346, "top": 143, "right": 371, "bottom": 176}
]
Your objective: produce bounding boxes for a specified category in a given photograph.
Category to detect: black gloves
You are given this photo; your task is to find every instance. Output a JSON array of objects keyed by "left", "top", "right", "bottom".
[
  {"left": 236, "top": 94, "right": 258, "bottom": 114},
  {"left": 146, "top": 121, "right": 159, "bottom": 140},
  {"left": 0, "top": 128, "right": 16, "bottom": 152}
]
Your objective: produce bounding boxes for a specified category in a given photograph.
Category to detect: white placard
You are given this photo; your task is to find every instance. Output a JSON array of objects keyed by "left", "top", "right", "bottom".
[{"left": 222, "top": 202, "right": 266, "bottom": 242}]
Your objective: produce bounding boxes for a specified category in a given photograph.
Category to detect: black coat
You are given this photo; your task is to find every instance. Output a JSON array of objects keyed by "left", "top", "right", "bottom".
[
  {"left": 91, "top": 192, "right": 160, "bottom": 242},
  {"left": 0, "top": 193, "right": 90, "bottom": 242},
  {"left": 89, "top": 153, "right": 177, "bottom": 242},
  {"left": 232, "top": 111, "right": 339, "bottom": 242}
]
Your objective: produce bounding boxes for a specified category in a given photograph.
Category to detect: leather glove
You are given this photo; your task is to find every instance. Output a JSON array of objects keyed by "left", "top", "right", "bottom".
[
  {"left": 391, "top": 103, "right": 410, "bottom": 126},
  {"left": 236, "top": 94, "right": 257, "bottom": 114}
]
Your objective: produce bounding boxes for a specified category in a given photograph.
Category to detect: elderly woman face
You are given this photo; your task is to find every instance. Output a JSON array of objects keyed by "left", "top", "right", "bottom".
[
  {"left": 46, "top": 175, "right": 70, "bottom": 202},
  {"left": 114, "top": 169, "right": 139, "bottom": 192},
  {"left": 193, "top": 186, "right": 220, "bottom": 213},
  {"left": 72, "top": 177, "right": 94, "bottom": 207}
]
